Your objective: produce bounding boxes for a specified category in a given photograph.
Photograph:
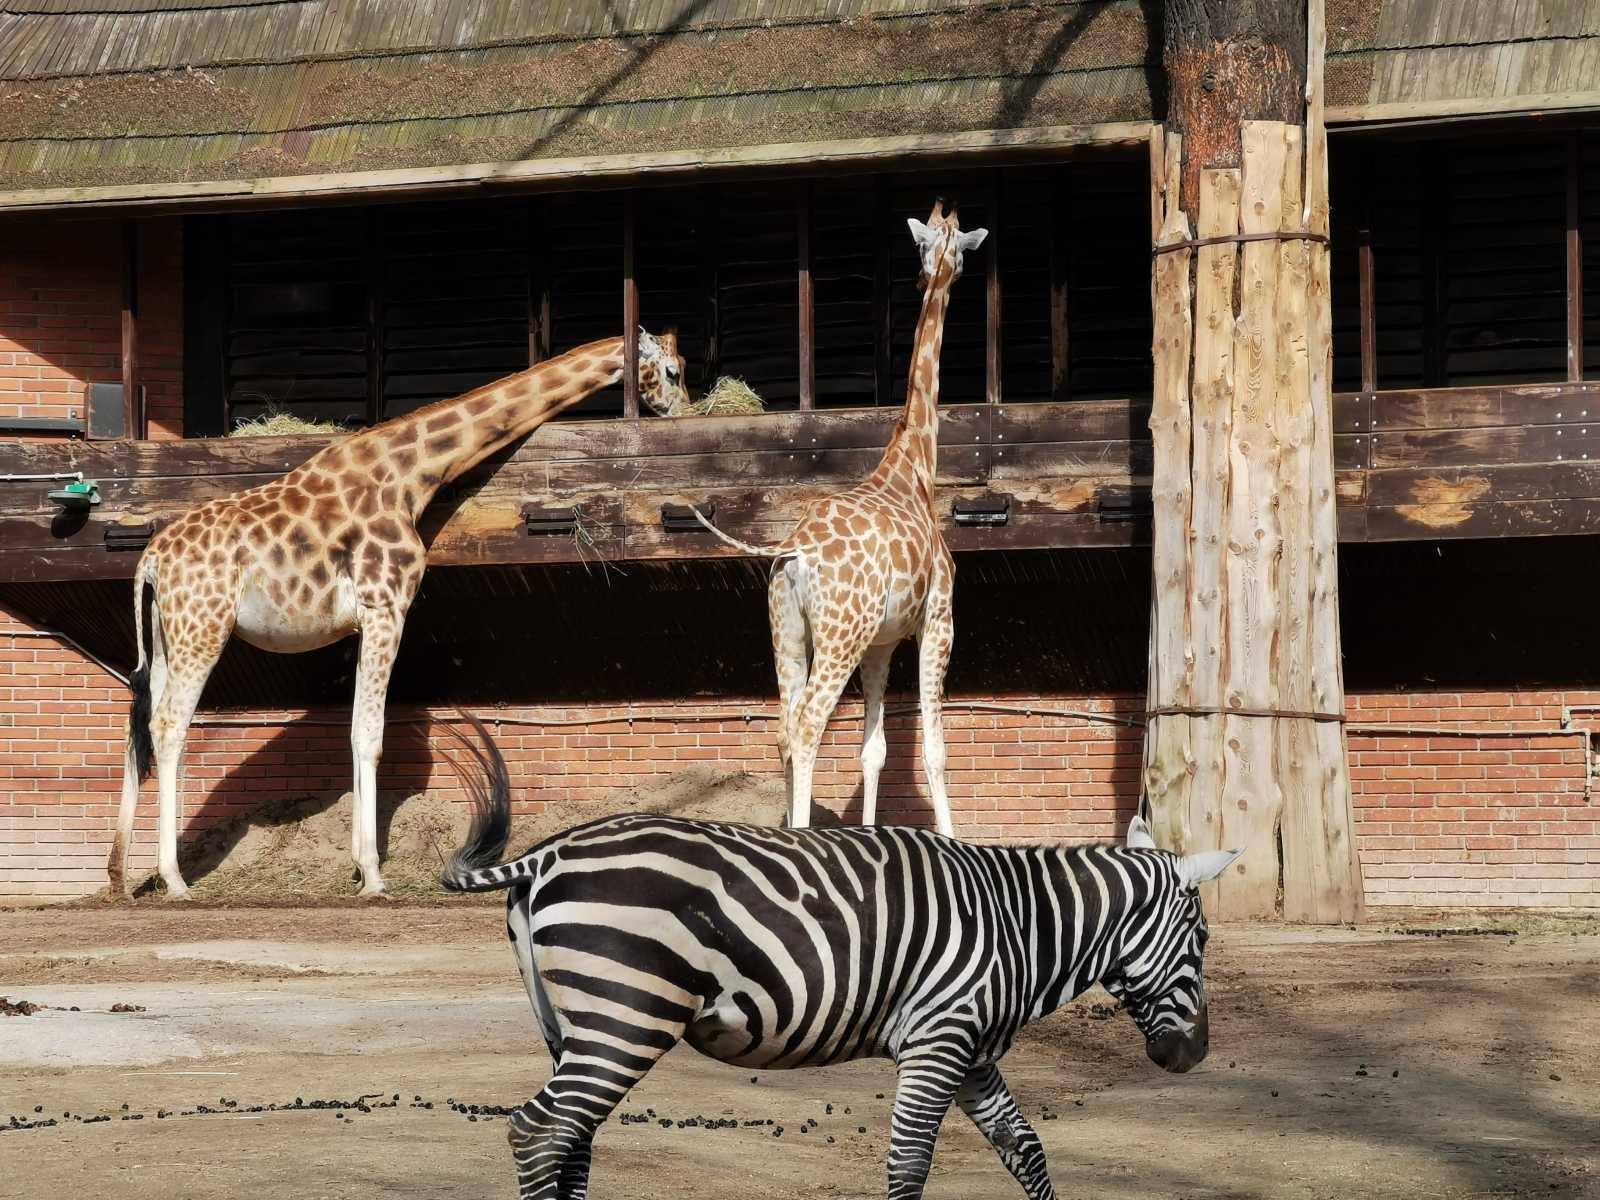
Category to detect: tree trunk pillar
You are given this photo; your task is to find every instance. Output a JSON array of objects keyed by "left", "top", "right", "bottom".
[{"left": 1143, "top": 0, "right": 1363, "bottom": 922}]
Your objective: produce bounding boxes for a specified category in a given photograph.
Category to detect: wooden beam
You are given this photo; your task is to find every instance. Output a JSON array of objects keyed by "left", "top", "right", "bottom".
[
  {"left": 363, "top": 207, "right": 384, "bottom": 425},
  {"left": 527, "top": 197, "right": 550, "bottom": 366},
  {"left": 797, "top": 180, "right": 816, "bottom": 411},
  {"left": 1049, "top": 176, "right": 1071, "bottom": 403},
  {"left": 0, "top": 123, "right": 1157, "bottom": 217},
  {"left": 698, "top": 185, "right": 721, "bottom": 389},
  {"left": 1420, "top": 146, "right": 1446, "bottom": 388},
  {"left": 873, "top": 176, "right": 894, "bottom": 406},
  {"left": 1567, "top": 132, "right": 1584, "bottom": 383},
  {"left": 623, "top": 192, "right": 640, "bottom": 419},
  {"left": 1358, "top": 151, "right": 1377, "bottom": 394},
  {"left": 119, "top": 218, "right": 142, "bottom": 439},
  {"left": 985, "top": 173, "right": 1002, "bottom": 404}
]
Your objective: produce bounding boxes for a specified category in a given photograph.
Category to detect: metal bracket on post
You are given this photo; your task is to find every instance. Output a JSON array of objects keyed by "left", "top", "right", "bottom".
[
  {"left": 952, "top": 492, "right": 1011, "bottom": 527},
  {"left": 661, "top": 503, "right": 713, "bottom": 533}
]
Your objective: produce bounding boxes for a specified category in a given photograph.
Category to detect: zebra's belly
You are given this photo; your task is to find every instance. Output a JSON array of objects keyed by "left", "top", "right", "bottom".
[{"left": 683, "top": 998, "right": 885, "bottom": 1069}]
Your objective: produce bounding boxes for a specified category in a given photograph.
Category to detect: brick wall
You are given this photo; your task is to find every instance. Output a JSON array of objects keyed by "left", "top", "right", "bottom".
[
  {"left": 3, "top": 601, "right": 1596, "bottom": 907},
  {"left": 0, "top": 218, "right": 184, "bottom": 438}
]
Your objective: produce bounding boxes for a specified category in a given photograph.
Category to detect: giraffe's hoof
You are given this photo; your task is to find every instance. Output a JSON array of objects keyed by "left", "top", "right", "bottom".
[
  {"left": 162, "top": 885, "right": 192, "bottom": 902},
  {"left": 357, "top": 885, "right": 391, "bottom": 900}
]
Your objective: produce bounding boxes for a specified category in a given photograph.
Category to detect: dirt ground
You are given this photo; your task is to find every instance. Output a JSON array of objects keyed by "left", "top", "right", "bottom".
[{"left": 0, "top": 905, "right": 1596, "bottom": 1200}]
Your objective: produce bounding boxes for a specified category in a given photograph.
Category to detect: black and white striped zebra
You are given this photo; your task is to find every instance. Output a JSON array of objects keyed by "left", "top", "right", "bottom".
[{"left": 441, "top": 717, "right": 1242, "bottom": 1199}]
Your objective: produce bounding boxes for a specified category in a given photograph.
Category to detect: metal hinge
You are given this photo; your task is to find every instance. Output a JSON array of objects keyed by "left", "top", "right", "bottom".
[
  {"left": 105, "top": 522, "right": 157, "bottom": 552},
  {"left": 952, "top": 492, "right": 1011, "bottom": 526},
  {"left": 522, "top": 504, "right": 579, "bottom": 536},
  {"left": 661, "top": 502, "right": 713, "bottom": 533}
]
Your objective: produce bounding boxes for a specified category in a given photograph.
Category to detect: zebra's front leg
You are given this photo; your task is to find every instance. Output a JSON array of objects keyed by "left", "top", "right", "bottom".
[
  {"left": 957, "top": 1064, "right": 1056, "bottom": 1199},
  {"left": 887, "top": 1038, "right": 974, "bottom": 1199}
]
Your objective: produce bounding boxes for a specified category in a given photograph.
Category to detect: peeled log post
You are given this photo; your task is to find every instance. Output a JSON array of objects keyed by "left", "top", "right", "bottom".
[{"left": 1142, "top": 0, "right": 1362, "bottom": 921}]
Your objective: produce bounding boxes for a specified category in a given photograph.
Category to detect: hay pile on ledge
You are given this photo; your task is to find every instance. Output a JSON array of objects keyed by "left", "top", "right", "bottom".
[
  {"left": 228, "top": 412, "right": 350, "bottom": 438},
  {"left": 691, "top": 376, "right": 766, "bottom": 416}
]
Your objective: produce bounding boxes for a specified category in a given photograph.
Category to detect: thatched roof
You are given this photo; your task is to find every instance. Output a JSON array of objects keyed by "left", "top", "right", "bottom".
[{"left": 0, "top": 0, "right": 1595, "bottom": 208}]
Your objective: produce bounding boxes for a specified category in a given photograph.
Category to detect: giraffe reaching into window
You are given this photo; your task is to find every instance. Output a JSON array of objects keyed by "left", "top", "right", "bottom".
[
  {"left": 694, "top": 202, "right": 986, "bottom": 836},
  {"left": 111, "top": 330, "right": 688, "bottom": 899}
]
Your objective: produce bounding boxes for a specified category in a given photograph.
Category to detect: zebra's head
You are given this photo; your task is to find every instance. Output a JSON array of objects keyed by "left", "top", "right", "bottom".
[{"left": 1100, "top": 817, "right": 1243, "bottom": 1074}]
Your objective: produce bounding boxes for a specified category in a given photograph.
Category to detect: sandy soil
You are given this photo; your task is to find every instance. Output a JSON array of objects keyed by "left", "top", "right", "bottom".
[{"left": 0, "top": 907, "right": 1595, "bottom": 1200}]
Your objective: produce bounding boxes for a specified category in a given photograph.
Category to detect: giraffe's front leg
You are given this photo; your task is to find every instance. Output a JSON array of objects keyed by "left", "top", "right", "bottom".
[
  {"left": 917, "top": 581, "right": 956, "bottom": 838},
  {"left": 350, "top": 605, "right": 403, "bottom": 897},
  {"left": 858, "top": 642, "right": 894, "bottom": 826},
  {"left": 768, "top": 565, "right": 809, "bottom": 810}
]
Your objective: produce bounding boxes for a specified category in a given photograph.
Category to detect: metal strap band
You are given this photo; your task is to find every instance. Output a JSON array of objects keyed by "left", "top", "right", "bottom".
[
  {"left": 1152, "top": 231, "right": 1330, "bottom": 258},
  {"left": 1146, "top": 705, "right": 1346, "bottom": 723}
]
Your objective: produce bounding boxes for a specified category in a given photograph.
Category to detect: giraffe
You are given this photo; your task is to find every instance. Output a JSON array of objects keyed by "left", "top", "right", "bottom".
[
  {"left": 693, "top": 201, "right": 985, "bottom": 836},
  {"left": 109, "top": 330, "right": 688, "bottom": 899}
]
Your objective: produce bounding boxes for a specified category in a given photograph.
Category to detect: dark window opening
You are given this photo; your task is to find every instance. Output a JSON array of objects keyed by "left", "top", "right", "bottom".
[{"left": 201, "top": 157, "right": 1155, "bottom": 434}]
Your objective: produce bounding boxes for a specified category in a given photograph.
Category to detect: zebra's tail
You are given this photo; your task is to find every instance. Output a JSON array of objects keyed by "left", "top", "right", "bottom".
[
  {"left": 688, "top": 504, "right": 792, "bottom": 558},
  {"left": 440, "top": 713, "right": 538, "bottom": 893}
]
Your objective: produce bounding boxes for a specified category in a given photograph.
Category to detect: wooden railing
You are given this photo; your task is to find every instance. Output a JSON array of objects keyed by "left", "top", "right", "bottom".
[{"left": 0, "top": 381, "right": 1597, "bottom": 584}]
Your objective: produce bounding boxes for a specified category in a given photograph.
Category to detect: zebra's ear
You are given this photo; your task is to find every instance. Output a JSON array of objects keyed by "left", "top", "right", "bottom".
[
  {"left": 1177, "top": 847, "right": 1245, "bottom": 889},
  {"left": 1125, "top": 816, "right": 1157, "bottom": 850}
]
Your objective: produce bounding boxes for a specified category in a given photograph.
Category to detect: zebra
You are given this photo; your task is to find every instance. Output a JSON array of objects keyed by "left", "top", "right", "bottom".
[{"left": 440, "top": 717, "right": 1242, "bottom": 1200}]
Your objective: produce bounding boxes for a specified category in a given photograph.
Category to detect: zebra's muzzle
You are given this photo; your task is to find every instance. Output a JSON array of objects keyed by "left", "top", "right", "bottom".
[{"left": 1145, "top": 1002, "right": 1209, "bottom": 1073}]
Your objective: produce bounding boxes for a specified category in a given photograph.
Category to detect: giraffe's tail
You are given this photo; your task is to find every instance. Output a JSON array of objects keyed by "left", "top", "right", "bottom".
[
  {"left": 440, "top": 713, "right": 541, "bottom": 893},
  {"left": 127, "top": 564, "right": 156, "bottom": 783},
  {"left": 688, "top": 505, "right": 792, "bottom": 558}
]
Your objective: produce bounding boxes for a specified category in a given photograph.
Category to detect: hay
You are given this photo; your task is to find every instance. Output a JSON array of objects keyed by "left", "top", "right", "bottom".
[
  {"left": 228, "top": 412, "right": 350, "bottom": 438},
  {"left": 130, "top": 766, "right": 790, "bottom": 901},
  {"left": 691, "top": 376, "right": 766, "bottom": 417}
]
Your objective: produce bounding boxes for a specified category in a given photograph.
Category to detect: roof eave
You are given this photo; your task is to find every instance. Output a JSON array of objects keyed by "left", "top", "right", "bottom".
[{"left": 0, "top": 121, "right": 1153, "bottom": 217}]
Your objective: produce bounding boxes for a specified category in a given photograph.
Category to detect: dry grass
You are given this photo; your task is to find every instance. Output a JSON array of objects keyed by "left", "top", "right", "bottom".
[
  {"left": 228, "top": 412, "right": 350, "bottom": 438},
  {"left": 691, "top": 376, "right": 766, "bottom": 416}
]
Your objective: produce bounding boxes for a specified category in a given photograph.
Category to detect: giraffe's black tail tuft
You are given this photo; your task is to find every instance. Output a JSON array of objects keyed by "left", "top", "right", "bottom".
[
  {"left": 128, "top": 576, "right": 155, "bottom": 783},
  {"left": 441, "top": 714, "right": 535, "bottom": 893}
]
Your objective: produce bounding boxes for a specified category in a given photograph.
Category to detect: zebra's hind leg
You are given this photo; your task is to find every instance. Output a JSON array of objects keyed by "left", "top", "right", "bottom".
[
  {"left": 886, "top": 1038, "right": 975, "bottom": 1199},
  {"left": 507, "top": 1030, "right": 682, "bottom": 1200},
  {"left": 956, "top": 1064, "right": 1056, "bottom": 1200}
]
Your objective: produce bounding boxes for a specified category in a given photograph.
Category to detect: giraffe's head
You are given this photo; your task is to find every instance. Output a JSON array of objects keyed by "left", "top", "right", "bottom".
[
  {"left": 907, "top": 199, "right": 988, "bottom": 290},
  {"left": 1100, "top": 816, "right": 1244, "bottom": 1075},
  {"left": 638, "top": 328, "right": 689, "bottom": 417}
]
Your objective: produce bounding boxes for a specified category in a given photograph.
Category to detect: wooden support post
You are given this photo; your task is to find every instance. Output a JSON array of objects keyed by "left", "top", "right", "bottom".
[
  {"left": 363, "top": 208, "right": 384, "bottom": 425},
  {"left": 699, "top": 186, "right": 721, "bottom": 389},
  {"left": 873, "top": 176, "right": 894, "bottom": 406},
  {"left": 1049, "top": 177, "right": 1071, "bottom": 403},
  {"left": 623, "top": 192, "right": 640, "bottom": 419},
  {"left": 1568, "top": 133, "right": 1584, "bottom": 383},
  {"left": 797, "top": 180, "right": 816, "bottom": 411},
  {"left": 1358, "top": 152, "right": 1377, "bottom": 394},
  {"left": 1143, "top": 0, "right": 1362, "bottom": 922},
  {"left": 527, "top": 198, "right": 550, "bottom": 367},
  {"left": 1420, "top": 146, "right": 1446, "bottom": 388},
  {"left": 120, "top": 218, "right": 143, "bottom": 440},
  {"left": 986, "top": 174, "right": 1002, "bottom": 404}
]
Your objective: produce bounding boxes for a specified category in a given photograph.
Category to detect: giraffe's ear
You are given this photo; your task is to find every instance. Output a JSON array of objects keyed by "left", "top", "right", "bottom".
[
  {"left": 958, "top": 228, "right": 989, "bottom": 253},
  {"left": 907, "top": 217, "right": 938, "bottom": 251}
]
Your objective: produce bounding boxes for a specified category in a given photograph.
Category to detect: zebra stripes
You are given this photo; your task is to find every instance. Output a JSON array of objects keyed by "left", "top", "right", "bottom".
[{"left": 442, "top": 717, "right": 1241, "bottom": 1199}]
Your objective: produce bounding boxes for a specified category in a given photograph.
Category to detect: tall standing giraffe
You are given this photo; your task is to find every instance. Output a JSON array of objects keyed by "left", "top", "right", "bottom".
[
  {"left": 694, "top": 202, "right": 985, "bottom": 836},
  {"left": 110, "top": 330, "right": 688, "bottom": 899}
]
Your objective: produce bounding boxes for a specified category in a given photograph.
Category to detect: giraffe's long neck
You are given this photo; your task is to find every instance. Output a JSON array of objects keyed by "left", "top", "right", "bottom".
[
  {"left": 359, "top": 337, "right": 625, "bottom": 518},
  {"left": 874, "top": 261, "right": 956, "bottom": 503}
]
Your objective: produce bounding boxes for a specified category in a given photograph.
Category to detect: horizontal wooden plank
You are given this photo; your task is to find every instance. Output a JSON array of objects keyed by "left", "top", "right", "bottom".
[
  {"left": 1368, "top": 382, "right": 1600, "bottom": 432},
  {"left": 1365, "top": 499, "right": 1600, "bottom": 542},
  {"left": 1371, "top": 423, "right": 1600, "bottom": 469}
]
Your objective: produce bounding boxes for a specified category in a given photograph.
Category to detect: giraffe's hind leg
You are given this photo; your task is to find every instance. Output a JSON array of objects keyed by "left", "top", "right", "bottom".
[
  {"left": 768, "top": 563, "right": 809, "bottom": 807},
  {"left": 149, "top": 624, "right": 224, "bottom": 900},
  {"left": 858, "top": 641, "right": 895, "bottom": 826}
]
